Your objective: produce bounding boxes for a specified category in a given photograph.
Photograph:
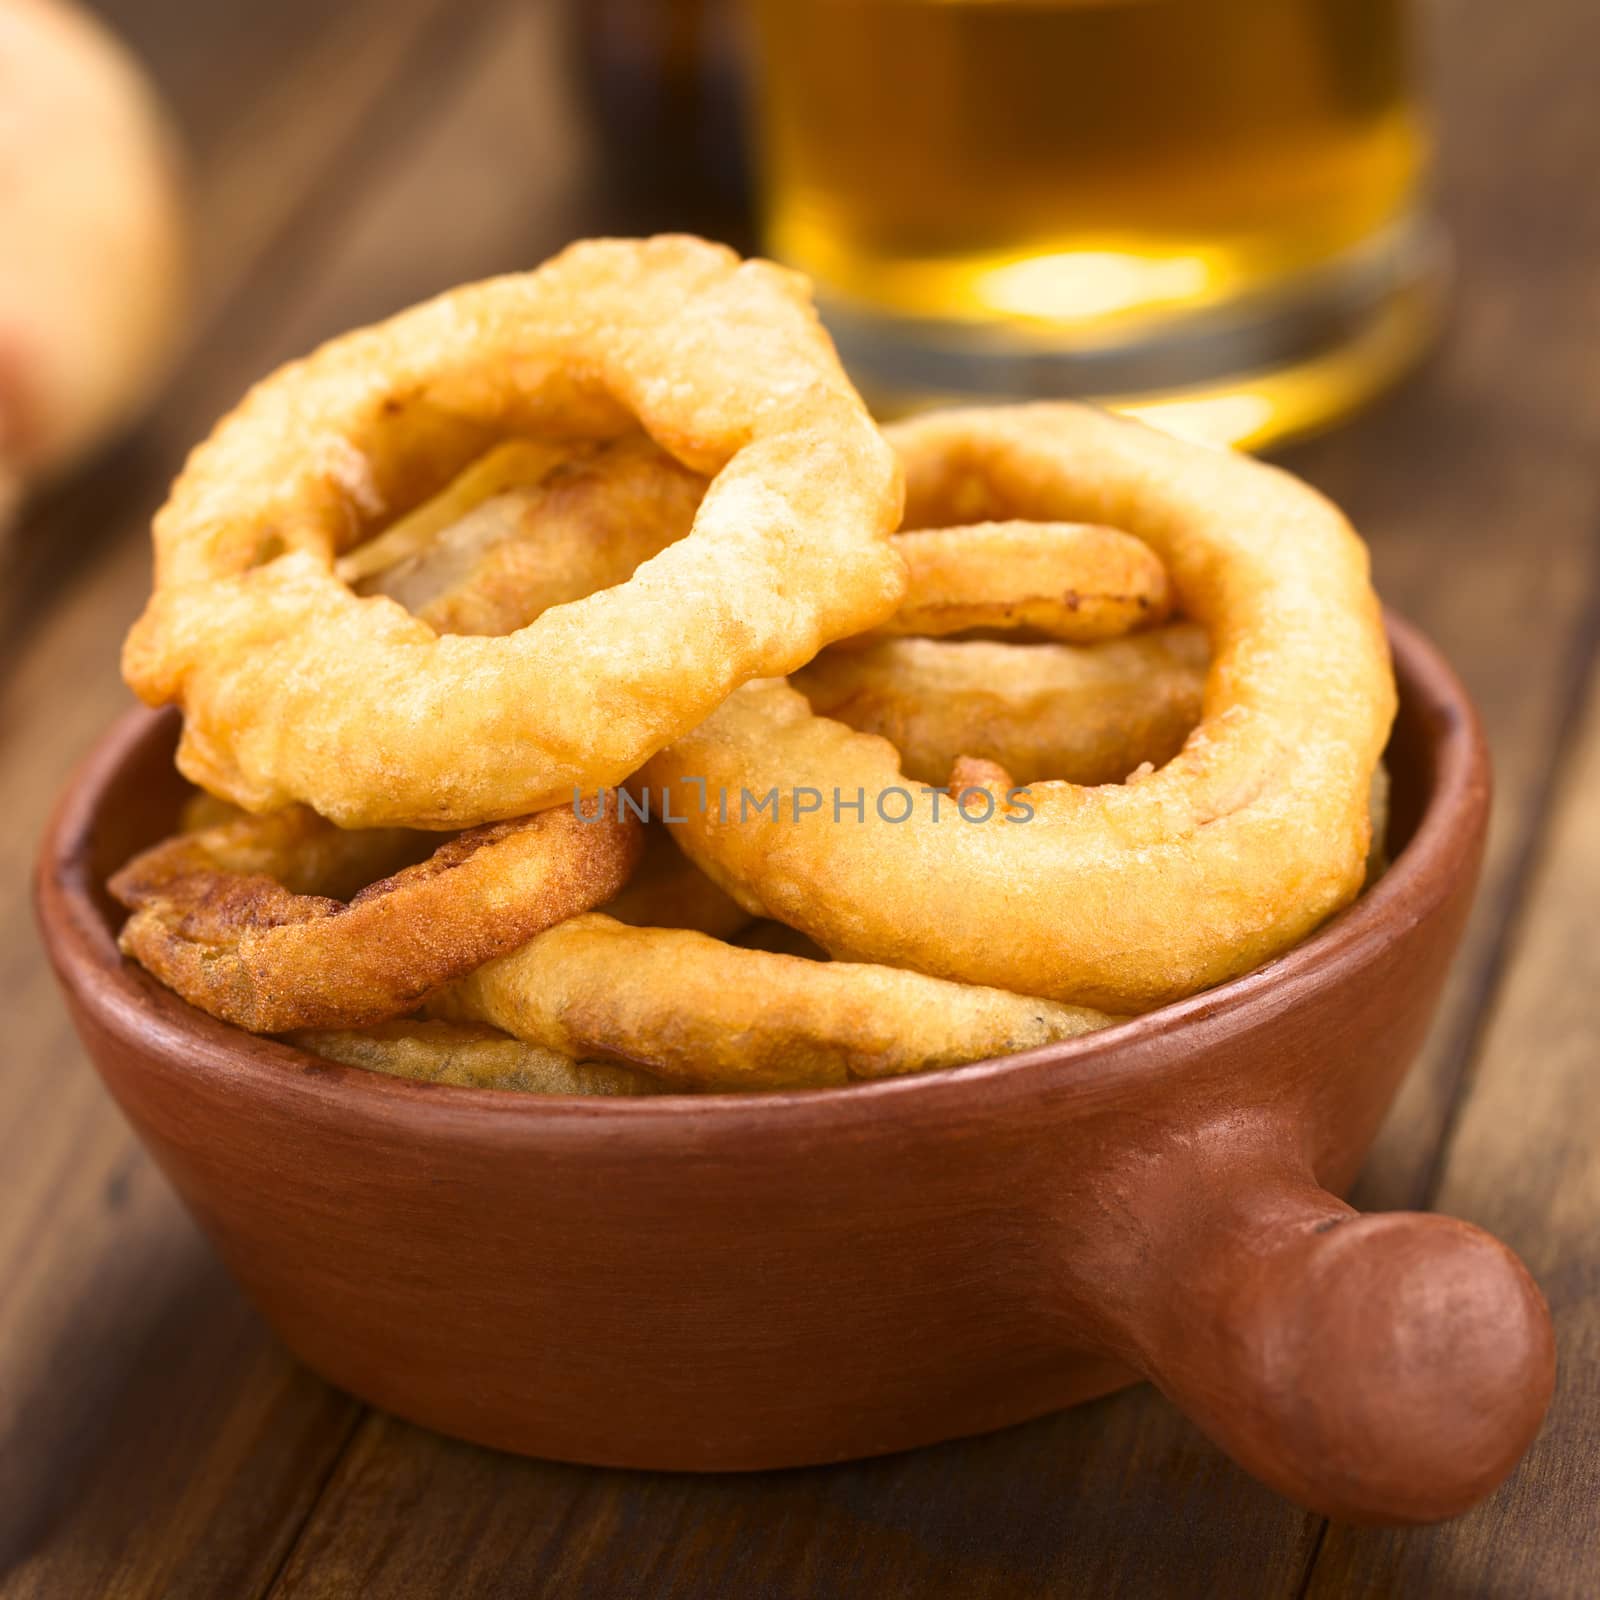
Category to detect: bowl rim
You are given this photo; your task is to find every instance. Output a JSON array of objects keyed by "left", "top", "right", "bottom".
[{"left": 37, "top": 610, "right": 1488, "bottom": 1130}]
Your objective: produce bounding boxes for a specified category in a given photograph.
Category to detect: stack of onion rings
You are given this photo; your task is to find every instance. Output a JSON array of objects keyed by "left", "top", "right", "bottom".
[
  {"left": 111, "top": 241, "right": 1396, "bottom": 1092},
  {"left": 646, "top": 404, "right": 1395, "bottom": 1014}
]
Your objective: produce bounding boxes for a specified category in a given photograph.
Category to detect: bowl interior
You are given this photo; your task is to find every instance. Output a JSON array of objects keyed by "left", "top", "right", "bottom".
[{"left": 43, "top": 612, "right": 1481, "bottom": 1113}]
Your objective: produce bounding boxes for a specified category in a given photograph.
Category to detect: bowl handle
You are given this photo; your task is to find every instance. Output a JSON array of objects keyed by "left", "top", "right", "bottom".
[{"left": 1091, "top": 1117, "right": 1555, "bottom": 1523}]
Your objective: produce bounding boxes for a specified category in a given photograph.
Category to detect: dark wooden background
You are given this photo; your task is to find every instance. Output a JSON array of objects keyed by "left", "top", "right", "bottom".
[{"left": 3, "top": 1, "right": 1597, "bottom": 1594}]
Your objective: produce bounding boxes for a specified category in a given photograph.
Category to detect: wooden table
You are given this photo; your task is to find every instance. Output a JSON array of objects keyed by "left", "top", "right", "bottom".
[{"left": 4, "top": 2, "right": 1597, "bottom": 1594}]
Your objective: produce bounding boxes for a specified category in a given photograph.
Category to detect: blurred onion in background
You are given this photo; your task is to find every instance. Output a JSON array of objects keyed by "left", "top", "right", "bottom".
[{"left": 0, "top": 0, "right": 186, "bottom": 528}]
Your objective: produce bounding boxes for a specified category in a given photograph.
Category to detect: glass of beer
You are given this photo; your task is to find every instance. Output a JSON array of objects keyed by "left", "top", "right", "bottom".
[{"left": 742, "top": 0, "right": 1443, "bottom": 449}]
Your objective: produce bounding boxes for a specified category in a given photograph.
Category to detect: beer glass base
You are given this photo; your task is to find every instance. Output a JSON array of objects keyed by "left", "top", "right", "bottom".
[{"left": 816, "top": 218, "right": 1448, "bottom": 453}]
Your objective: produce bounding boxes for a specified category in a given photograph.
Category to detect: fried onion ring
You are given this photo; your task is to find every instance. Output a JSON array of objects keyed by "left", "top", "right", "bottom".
[
  {"left": 846, "top": 520, "right": 1171, "bottom": 646},
  {"left": 122, "top": 236, "right": 904, "bottom": 829},
  {"left": 645, "top": 404, "right": 1396, "bottom": 1013},
  {"left": 428, "top": 914, "right": 1112, "bottom": 1091},
  {"left": 793, "top": 624, "right": 1208, "bottom": 787},
  {"left": 110, "top": 800, "right": 642, "bottom": 1032},
  {"left": 351, "top": 446, "right": 1160, "bottom": 655},
  {"left": 286, "top": 1020, "right": 662, "bottom": 1096}
]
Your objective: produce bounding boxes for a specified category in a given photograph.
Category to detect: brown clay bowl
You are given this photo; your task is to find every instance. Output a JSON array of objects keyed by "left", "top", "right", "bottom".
[{"left": 36, "top": 613, "right": 1554, "bottom": 1526}]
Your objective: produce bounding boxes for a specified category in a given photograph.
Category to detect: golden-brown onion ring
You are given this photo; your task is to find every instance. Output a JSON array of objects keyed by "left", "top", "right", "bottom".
[
  {"left": 429, "top": 914, "right": 1112, "bottom": 1091},
  {"left": 845, "top": 520, "right": 1170, "bottom": 646},
  {"left": 122, "top": 236, "right": 904, "bottom": 828},
  {"left": 110, "top": 800, "right": 642, "bottom": 1032},
  {"left": 287, "top": 1020, "right": 662, "bottom": 1095},
  {"left": 793, "top": 624, "right": 1208, "bottom": 787},
  {"left": 645, "top": 404, "right": 1396, "bottom": 1013},
  {"left": 118, "top": 803, "right": 428, "bottom": 901}
]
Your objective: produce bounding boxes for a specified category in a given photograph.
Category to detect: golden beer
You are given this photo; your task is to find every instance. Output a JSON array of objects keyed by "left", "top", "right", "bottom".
[{"left": 745, "top": 0, "right": 1440, "bottom": 447}]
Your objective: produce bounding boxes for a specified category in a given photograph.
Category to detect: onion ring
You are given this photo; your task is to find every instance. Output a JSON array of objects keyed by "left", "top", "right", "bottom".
[
  {"left": 109, "top": 799, "right": 642, "bottom": 1032},
  {"left": 122, "top": 236, "right": 904, "bottom": 829},
  {"left": 287, "top": 1020, "right": 662, "bottom": 1096},
  {"left": 845, "top": 520, "right": 1171, "bottom": 646},
  {"left": 793, "top": 624, "right": 1208, "bottom": 786},
  {"left": 428, "top": 914, "right": 1112, "bottom": 1091},
  {"left": 645, "top": 404, "right": 1396, "bottom": 1013},
  {"left": 116, "top": 803, "right": 429, "bottom": 901}
]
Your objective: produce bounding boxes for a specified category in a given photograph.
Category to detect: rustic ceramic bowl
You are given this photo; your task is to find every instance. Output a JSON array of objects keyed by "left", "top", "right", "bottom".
[{"left": 37, "top": 614, "right": 1554, "bottom": 1526}]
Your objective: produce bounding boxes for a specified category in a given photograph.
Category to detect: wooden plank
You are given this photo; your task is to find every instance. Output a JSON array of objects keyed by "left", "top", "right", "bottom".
[
  {"left": 1281, "top": 0, "right": 1600, "bottom": 1214},
  {"left": 263, "top": 1, "right": 1600, "bottom": 1593},
  {"left": 245, "top": 0, "right": 593, "bottom": 362},
  {"left": 270, "top": 1407, "right": 1319, "bottom": 1600},
  {"left": 88, "top": 0, "right": 470, "bottom": 304},
  {"left": 0, "top": 532, "right": 365, "bottom": 1600},
  {"left": 9, "top": 2, "right": 1596, "bottom": 1595},
  {"left": 0, "top": 0, "right": 494, "bottom": 654},
  {"left": 1306, "top": 600, "right": 1600, "bottom": 1596},
  {"left": 0, "top": 3, "right": 590, "bottom": 1596}
]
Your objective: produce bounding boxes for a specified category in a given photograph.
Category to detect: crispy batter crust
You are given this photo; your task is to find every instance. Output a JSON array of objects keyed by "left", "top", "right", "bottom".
[
  {"left": 846, "top": 520, "right": 1171, "bottom": 646},
  {"left": 122, "top": 236, "right": 904, "bottom": 828},
  {"left": 646, "top": 404, "right": 1396, "bottom": 1013},
  {"left": 287, "top": 1020, "right": 662, "bottom": 1095},
  {"left": 430, "top": 914, "right": 1112, "bottom": 1091},
  {"left": 110, "top": 802, "right": 643, "bottom": 1032}
]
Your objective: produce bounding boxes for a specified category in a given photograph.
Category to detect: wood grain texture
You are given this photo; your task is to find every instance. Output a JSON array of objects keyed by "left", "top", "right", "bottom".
[
  {"left": 271, "top": 1409, "right": 1319, "bottom": 1600},
  {"left": 1306, "top": 599, "right": 1600, "bottom": 1596},
  {"left": 1, "top": 2, "right": 588, "bottom": 1596},
  {"left": 1283, "top": 0, "right": 1600, "bottom": 1216},
  {"left": 3, "top": 0, "right": 1598, "bottom": 1593}
]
